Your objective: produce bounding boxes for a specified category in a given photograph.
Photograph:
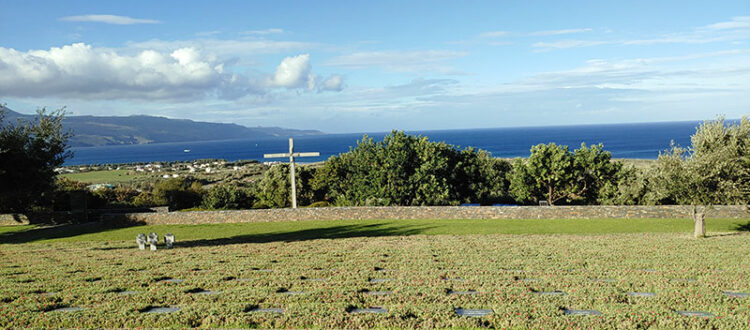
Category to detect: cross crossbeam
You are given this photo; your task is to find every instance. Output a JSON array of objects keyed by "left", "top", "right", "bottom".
[{"left": 263, "top": 138, "right": 319, "bottom": 208}]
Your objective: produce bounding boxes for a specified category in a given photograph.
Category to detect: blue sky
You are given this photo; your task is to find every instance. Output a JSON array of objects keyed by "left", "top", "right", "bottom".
[{"left": 1, "top": 0, "right": 748, "bottom": 133}]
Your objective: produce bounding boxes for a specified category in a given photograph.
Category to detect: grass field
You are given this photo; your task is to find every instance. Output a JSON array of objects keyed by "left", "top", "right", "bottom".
[
  {"left": 1, "top": 219, "right": 749, "bottom": 328},
  {"left": 59, "top": 170, "right": 142, "bottom": 184}
]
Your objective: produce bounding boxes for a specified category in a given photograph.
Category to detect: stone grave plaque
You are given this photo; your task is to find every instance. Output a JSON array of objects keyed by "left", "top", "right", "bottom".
[
  {"left": 723, "top": 291, "right": 749, "bottom": 298},
  {"left": 51, "top": 306, "right": 84, "bottom": 313},
  {"left": 443, "top": 277, "right": 466, "bottom": 282},
  {"left": 628, "top": 292, "right": 656, "bottom": 297},
  {"left": 670, "top": 278, "right": 697, "bottom": 283},
  {"left": 591, "top": 278, "right": 616, "bottom": 283},
  {"left": 564, "top": 309, "right": 602, "bottom": 316},
  {"left": 194, "top": 290, "right": 221, "bottom": 295},
  {"left": 449, "top": 290, "right": 477, "bottom": 295},
  {"left": 40, "top": 291, "right": 58, "bottom": 296},
  {"left": 521, "top": 278, "right": 541, "bottom": 283},
  {"left": 143, "top": 306, "right": 180, "bottom": 314},
  {"left": 250, "top": 307, "right": 284, "bottom": 313},
  {"left": 162, "top": 278, "right": 184, "bottom": 283},
  {"left": 301, "top": 277, "right": 325, "bottom": 282},
  {"left": 349, "top": 307, "right": 387, "bottom": 314},
  {"left": 370, "top": 278, "right": 391, "bottom": 284},
  {"left": 119, "top": 291, "right": 139, "bottom": 295},
  {"left": 366, "top": 291, "right": 392, "bottom": 296},
  {"left": 236, "top": 278, "right": 252, "bottom": 282},
  {"left": 455, "top": 308, "right": 492, "bottom": 317},
  {"left": 280, "top": 291, "right": 306, "bottom": 295},
  {"left": 534, "top": 291, "right": 566, "bottom": 296},
  {"left": 676, "top": 310, "right": 714, "bottom": 317}
]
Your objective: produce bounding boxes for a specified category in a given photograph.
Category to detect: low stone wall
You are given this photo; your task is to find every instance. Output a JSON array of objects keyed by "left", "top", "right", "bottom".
[{"left": 100, "top": 205, "right": 750, "bottom": 225}]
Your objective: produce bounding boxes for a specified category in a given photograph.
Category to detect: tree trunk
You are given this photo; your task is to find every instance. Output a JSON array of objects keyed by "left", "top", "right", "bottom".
[
  {"left": 692, "top": 205, "right": 706, "bottom": 238},
  {"left": 547, "top": 185, "right": 553, "bottom": 206}
]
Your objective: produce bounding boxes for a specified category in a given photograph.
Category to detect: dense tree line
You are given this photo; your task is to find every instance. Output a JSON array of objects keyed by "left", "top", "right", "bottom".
[{"left": 2, "top": 105, "right": 747, "bottom": 230}]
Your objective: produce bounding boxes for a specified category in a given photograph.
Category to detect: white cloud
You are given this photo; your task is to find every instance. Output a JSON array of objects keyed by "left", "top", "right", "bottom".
[
  {"left": 319, "top": 74, "right": 344, "bottom": 92},
  {"left": 241, "top": 28, "right": 284, "bottom": 35},
  {"left": 529, "top": 28, "right": 593, "bottom": 36},
  {"left": 704, "top": 16, "right": 750, "bottom": 31},
  {"left": 532, "top": 40, "right": 609, "bottom": 50},
  {"left": 533, "top": 17, "right": 750, "bottom": 51},
  {"left": 325, "top": 50, "right": 468, "bottom": 74},
  {"left": 59, "top": 14, "right": 160, "bottom": 25},
  {"left": 269, "top": 54, "right": 313, "bottom": 89},
  {"left": 0, "top": 43, "right": 239, "bottom": 100},
  {"left": 127, "top": 38, "right": 315, "bottom": 56},
  {"left": 0, "top": 44, "right": 343, "bottom": 101},
  {"left": 478, "top": 31, "right": 509, "bottom": 38}
]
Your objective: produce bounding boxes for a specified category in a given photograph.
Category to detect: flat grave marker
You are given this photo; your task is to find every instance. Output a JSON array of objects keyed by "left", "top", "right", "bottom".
[
  {"left": 194, "top": 290, "right": 222, "bottom": 295},
  {"left": 366, "top": 291, "right": 392, "bottom": 296},
  {"left": 591, "top": 278, "right": 616, "bottom": 283},
  {"left": 628, "top": 292, "right": 657, "bottom": 297},
  {"left": 670, "top": 278, "right": 697, "bottom": 283},
  {"left": 40, "top": 291, "right": 58, "bottom": 296},
  {"left": 118, "top": 290, "right": 139, "bottom": 296},
  {"left": 349, "top": 307, "right": 387, "bottom": 314},
  {"left": 370, "top": 278, "right": 391, "bottom": 284},
  {"left": 162, "top": 278, "right": 184, "bottom": 284},
  {"left": 455, "top": 308, "right": 492, "bottom": 317},
  {"left": 51, "top": 306, "right": 84, "bottom": 313},
  {"left": 143, "top": 306, "right": 180, "bottom": 314},
  {"left": 676, "top": 311, "right": 715, "bottom": 317},
  {"left": 723, "top": 291, "right": 749, "bottom": 298},
  {"left": 533, "top": 291, "right": 567, "bottom": 296},
  {"left": 521, "top": 278, "right": 542, "bottom": 283},
  {"left": 449, "top": 290, "right": 477, "bottom": 295},
  {"left": 564, "top": 309, "right": 602, "bottom": 316},
  {"left": 249, "top": 307, "right": 284, "bottom": 314}
]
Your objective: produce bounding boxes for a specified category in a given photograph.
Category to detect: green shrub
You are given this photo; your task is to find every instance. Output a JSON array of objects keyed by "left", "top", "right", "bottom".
[
  {"left": 306, "top": 201, "right": 331, "bottom": 208},
  {"left": 201, "top": 184, "right": 255, "bottom": 210}
]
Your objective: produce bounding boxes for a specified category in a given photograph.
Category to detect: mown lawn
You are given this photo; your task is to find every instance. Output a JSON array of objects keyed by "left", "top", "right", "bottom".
[
  {"left": 1, "top": 217, "right": 749, "bottom": 244},
  {"left": 58, "top": 170, "right": 141, "bottom": 184},
  {"left": 1, "top": 219, "right": 749, "bottom": 328}
]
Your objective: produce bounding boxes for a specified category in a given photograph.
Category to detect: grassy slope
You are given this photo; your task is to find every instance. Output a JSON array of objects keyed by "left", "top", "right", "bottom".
[
  {"left": 59, "top": 170, "right": 140, "bottom": 184},
  {"left": 2, "top": 217, "right": 748, "bottom": 244}
]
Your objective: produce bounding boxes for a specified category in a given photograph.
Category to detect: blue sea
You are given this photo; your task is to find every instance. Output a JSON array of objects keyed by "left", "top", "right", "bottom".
[{"left": 64, "top": 121, "right": 705, "bottom": 165}]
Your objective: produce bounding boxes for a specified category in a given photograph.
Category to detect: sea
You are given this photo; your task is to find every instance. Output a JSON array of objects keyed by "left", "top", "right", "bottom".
[{"left": 64, "top": 121, "right": 708, "bottom": 165}]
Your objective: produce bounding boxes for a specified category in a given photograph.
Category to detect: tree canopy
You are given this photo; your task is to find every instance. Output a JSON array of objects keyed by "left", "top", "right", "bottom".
[{"left": 0, "top": 107, "right": 72, "bottom": 213}]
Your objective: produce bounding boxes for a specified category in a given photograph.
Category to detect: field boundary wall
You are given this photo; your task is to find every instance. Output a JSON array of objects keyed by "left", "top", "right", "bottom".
[{"left": 85, "top": 205, "right": 750, "bottom": 225}]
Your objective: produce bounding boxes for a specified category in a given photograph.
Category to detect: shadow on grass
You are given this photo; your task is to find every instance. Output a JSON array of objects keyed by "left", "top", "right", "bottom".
[
  {"left": 734, "top": 221, "right": 750, "bottom": 232},
  {"left": 177, "top": 223, "right": 436, "bottom": 247},
  {"left": 0, "top": 220, "right": 144, "bottom": 244}
]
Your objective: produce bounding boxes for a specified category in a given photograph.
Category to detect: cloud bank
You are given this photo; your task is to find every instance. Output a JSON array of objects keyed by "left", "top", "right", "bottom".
[
  {"left": 59, "top": 14, "right": 161, "bottom": 25},
  {"left": 0, "top": 43, "right": 342, "bottom": 100}
]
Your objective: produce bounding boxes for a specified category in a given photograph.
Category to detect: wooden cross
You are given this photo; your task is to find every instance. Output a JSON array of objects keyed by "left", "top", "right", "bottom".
[{"left": 263, "top": 138, "right": 320, "bottom": 209}]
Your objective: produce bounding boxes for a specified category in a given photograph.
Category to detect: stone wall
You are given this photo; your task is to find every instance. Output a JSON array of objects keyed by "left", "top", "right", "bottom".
[{"left": 99, "top": 205, "right": 750, "bottom": 225}]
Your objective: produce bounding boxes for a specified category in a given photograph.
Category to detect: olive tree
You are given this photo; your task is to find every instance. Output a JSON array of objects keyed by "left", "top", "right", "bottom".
[
  {"left": 508, "top": 143, "right": 621, "bottom": 205},
  {"left": 648, "top": 116, "right": 749, "bottom": 238}
]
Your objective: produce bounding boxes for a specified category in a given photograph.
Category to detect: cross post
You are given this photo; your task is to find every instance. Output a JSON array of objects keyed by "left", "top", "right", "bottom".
[{"left": 263, "top": 138, "right": 320, "bottom": 208}]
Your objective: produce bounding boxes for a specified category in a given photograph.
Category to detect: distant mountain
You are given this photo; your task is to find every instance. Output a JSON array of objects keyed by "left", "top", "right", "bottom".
[{"left": 1, "top": 107, "right": 324, "bottom": 147}]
